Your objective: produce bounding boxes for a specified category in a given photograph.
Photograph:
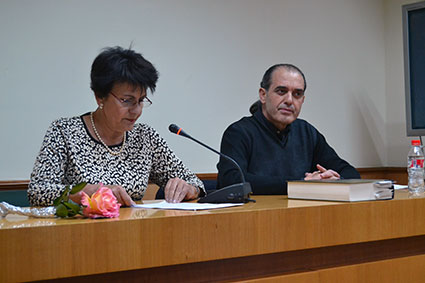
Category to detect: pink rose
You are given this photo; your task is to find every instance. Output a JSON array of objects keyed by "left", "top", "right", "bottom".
[{"left": 81, "top": 185, "right": 121, "bottom": 218}]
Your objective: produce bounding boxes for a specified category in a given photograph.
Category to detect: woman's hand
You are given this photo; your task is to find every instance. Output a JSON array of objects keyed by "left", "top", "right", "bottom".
[
  {"left": 164, "top": 178, "right": 200, "bottom": 203},
  {"left": 70, "top": 183, "right": 135, "bottom": 207}
]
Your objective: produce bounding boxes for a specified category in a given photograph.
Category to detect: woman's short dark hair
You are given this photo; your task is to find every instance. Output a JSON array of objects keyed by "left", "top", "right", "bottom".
[
  {"left": 260, "top": 63, "right": 307, "bottom": 91},
  {"left": 90, "top": 46, "right": 159, "bottom": 98}
]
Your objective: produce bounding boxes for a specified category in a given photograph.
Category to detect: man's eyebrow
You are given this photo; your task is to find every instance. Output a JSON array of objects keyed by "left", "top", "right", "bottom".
[
  {"left": 274, "top": 86, "right": 304, "bottom": 92},
  {"left": 274, "top": 86, "right": 288, "bottom": 90}
]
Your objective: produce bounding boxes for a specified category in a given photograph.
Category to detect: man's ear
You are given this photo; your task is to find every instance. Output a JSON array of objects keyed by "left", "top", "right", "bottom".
[{"left": 259, "top": 88, "right": 267, "bottom": 103}]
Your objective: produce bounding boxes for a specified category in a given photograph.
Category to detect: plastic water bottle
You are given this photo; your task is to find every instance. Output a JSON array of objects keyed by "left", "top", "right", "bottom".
[{"left": 407, "top": 139, "right": 424, "bottom": 193}]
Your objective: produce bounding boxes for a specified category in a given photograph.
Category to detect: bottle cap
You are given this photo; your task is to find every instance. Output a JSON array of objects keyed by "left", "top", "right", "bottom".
[{"left": 411, "top": 140, "right": 421, "bottom": 146}]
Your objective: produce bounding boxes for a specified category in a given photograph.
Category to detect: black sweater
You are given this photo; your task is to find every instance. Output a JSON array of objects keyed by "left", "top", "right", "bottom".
[{"left": 217, "top": 110, "right": 360, "bottom": 195}]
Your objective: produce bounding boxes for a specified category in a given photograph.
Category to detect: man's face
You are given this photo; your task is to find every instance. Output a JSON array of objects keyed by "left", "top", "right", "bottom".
[{"left": 259, "top": 67, "right": 305, "bottom": 130}]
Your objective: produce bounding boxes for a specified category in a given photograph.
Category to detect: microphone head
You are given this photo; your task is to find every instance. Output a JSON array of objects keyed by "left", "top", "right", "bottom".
[
  {"left": 169, "top": 123, "right": 190, "bottom": 138},
  {"left": 169, "top": 124, "right": 181, "bottom": 134}
]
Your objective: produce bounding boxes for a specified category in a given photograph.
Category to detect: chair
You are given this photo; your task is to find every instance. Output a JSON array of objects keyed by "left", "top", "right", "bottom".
[{"left": 0, "top": 190, "right": 30, "bottom": 207}]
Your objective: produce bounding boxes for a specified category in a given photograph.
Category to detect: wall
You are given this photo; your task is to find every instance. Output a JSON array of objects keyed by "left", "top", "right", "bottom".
[{"left": 0, "top": 0, "right": 406, "bottom": 180}]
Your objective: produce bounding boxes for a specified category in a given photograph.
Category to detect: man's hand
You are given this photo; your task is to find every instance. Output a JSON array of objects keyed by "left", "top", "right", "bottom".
[
  {"left": 304, "top": 164, "right": 340, "bottom": 180},
  {"left": 164, "top": 177, "right": 200, "bottom": 203}
]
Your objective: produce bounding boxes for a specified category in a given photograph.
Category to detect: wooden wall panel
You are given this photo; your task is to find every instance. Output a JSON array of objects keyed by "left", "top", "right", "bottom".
[{"left": 0, "top": 167, "right": 409, "bottom": 192}]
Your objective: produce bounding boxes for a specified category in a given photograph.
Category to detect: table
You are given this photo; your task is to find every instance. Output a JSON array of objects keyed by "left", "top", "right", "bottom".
[{"left": 1, "top": 190, "right": 425, "bottom": 282}]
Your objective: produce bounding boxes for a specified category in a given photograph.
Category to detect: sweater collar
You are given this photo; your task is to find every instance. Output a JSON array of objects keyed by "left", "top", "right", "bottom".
[{"left": 253, "top": 108, "right": 291, "bottom": 140}]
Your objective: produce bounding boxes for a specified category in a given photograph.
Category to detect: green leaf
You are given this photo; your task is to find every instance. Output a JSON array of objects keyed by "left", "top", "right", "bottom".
[
  {"left": 67, "top": 209, "right": 77, "bottom": 217},
  {"left": 70, "top": 182, "right": 87, "bottom": 195},
  {"left": 55, "top": 204, "right": 69, "bottom": 218},
  {"left": 53, "top": 186, "right": 70, "bottom": 206},
  {"left": 63, "top": 201, "right": 82, "bottom": 215}
]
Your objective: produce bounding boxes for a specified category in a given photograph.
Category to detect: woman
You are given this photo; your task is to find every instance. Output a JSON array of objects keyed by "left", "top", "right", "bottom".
[{"left": 28, "top": 46, "right": 205, "bottom": 206}]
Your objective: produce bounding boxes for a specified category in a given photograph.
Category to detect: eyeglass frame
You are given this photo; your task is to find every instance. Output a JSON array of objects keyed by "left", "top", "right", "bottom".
[{"left": 109, "top": 91, "right": 152, "bottom": 108}]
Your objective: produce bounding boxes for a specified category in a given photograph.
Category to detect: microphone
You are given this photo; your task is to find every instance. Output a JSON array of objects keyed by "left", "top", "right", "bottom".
[{"left": 169, "top": 124, "right": 253, "bottom": 203}]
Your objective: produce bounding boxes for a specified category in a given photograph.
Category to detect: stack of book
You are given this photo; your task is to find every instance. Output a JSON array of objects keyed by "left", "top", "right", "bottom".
[{"left": 287, "top": 179, "right": 394, "bottom": 202}]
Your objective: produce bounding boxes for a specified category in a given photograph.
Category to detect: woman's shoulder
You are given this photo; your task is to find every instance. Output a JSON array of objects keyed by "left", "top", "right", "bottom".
[
  {"left": 131, "top": 123, "right": 163, "bottom": 139},
  {"left": 133, "top": 123, "right": 156, "bottom": 133},
  {"left": 48, "top": 115, "right": 83, "bottom": 130},
  {"left": 39, "top": 115, "right": 85, "bottom": 145}
]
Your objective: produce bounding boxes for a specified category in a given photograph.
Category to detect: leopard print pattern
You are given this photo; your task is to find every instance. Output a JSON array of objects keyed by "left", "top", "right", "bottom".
[{"left": 28, "top": 114, "right": 204, "bottom": 206}]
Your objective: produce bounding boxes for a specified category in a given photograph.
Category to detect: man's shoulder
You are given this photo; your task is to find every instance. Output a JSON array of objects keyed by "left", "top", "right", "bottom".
[
  {"left": 291, "top": 119, "right": 327, "bottom": 143},
  {"left": 292, "top": 118, "right": 317, "bottom": 131},
  {"left": 225, "top": 115, "right": 257, "bottom": 133},
  {"left": 230, "top": 114, "right": 255, "bottom": 126}
]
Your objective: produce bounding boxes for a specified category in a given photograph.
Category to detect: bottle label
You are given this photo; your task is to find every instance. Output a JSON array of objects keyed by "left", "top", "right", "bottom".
[{"left": 409, "top": 158, "right": 424, "bottom": 168}]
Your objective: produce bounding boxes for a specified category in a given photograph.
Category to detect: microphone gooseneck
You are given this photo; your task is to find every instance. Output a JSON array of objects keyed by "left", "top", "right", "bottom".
[{"left": 168, "top": 124, "right": 246, "bottom": 184}]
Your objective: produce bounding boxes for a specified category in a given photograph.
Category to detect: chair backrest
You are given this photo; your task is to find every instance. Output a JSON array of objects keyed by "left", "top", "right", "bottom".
[{"left": 0, "top": 190, "right": 30, "bottom": 207}]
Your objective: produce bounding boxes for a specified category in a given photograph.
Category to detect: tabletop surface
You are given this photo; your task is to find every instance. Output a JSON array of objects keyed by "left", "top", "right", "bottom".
[{"left": 0, "top": 189, "right": 420, "bottom": 230}]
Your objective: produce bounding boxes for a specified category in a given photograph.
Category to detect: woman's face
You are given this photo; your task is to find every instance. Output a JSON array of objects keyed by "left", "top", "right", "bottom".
[{"left": 96, "top": 82, "right": 145, "bottom": 134}]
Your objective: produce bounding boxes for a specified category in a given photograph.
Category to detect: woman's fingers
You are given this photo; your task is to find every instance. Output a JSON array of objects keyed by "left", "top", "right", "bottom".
[{"left": 164, "top": 178, "right": 197, "bottom": 203}]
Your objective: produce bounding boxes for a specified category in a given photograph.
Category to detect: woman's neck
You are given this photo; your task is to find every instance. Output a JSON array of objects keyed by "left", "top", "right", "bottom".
[{"left": 90, "top": 110, "right": 124, "bottom": 145}]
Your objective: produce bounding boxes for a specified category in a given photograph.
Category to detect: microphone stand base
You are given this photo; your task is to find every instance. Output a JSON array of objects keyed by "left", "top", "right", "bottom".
[{"left": 198, "top": 182, "right": 253, "bottom": 203}]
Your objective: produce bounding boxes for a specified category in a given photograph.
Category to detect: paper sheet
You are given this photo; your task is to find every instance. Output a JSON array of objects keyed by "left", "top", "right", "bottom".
[{"left": 132, "top": 200, "right": 244, "bottom": 210}]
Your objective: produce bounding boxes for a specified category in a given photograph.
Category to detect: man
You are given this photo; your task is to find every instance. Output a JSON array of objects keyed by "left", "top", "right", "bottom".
[{"left": 217, "top": 64, "right": 360, "bottom": 195}]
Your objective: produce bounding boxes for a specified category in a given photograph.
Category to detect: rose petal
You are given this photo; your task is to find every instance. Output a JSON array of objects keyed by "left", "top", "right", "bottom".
[{"left": 82, "top": 186, "right": 120, "bottom": 218}]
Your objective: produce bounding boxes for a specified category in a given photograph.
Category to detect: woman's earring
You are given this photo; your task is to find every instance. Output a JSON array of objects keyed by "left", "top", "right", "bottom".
[{"left": 99, "top": 103, "right": 104, "bottom": 110}]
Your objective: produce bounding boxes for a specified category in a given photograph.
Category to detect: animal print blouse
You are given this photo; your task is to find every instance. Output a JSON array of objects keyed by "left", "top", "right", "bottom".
[{"left": 28, "top": 114, "right": 204, "bottom": 206}]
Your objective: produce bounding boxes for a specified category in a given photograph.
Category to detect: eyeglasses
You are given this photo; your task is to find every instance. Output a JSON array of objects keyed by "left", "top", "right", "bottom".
[{"left": 109, "top": 91, "right": 152, "bottom": 108}]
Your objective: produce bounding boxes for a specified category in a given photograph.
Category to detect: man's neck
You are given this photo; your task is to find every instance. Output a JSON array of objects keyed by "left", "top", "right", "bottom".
[{"left": 261, "top": 108, "right": 288, "bottom": 131}]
